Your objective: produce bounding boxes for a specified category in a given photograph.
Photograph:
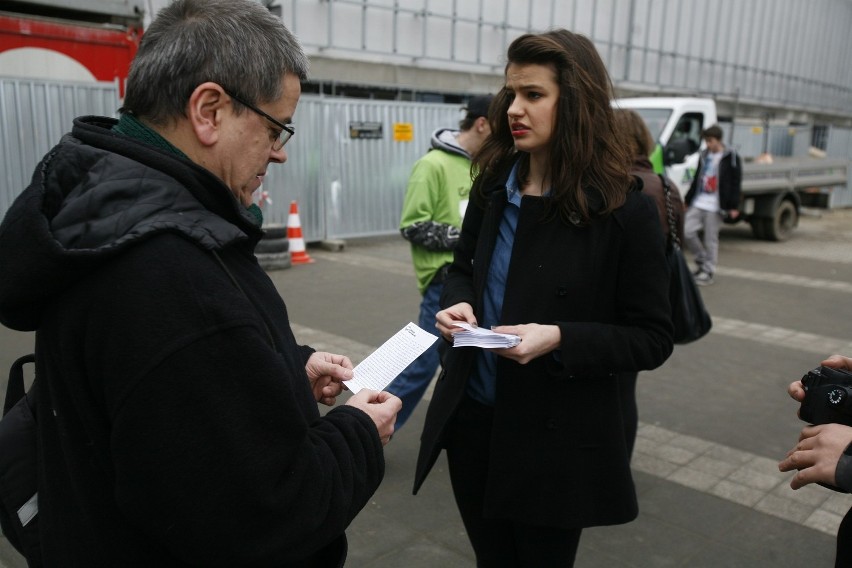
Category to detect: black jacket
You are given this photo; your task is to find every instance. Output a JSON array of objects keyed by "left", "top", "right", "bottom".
[
  {"left": 414, "top": 164, "right": 673, "bottom": 529},
  {"left": 685, "top": 148, "right": 742, "bottom": 211},
  {"left": 0, "top": 117, "right": 383, "bottom": 567}
]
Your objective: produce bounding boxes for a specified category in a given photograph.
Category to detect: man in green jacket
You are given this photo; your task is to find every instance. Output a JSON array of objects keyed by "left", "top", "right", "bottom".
[{"left": 386, "top": 94, "right": 493, "bottom": 429}]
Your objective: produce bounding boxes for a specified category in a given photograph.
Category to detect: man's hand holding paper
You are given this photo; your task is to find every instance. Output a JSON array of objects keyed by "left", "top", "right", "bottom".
[
  {"left": 345, "top": 390, "right": 401, "bottom": 446},
  {"left": 305, "top": 351, "right": 353, "bottom": 406}
]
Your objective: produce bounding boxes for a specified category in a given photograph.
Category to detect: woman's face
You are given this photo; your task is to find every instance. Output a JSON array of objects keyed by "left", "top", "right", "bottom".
[{"left": 505, "top": 62, "right": 559, "bottom": 157}]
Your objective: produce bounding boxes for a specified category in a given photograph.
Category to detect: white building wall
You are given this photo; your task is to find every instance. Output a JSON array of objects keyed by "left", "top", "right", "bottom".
[
  {"left": 266, "top": 0, "right": 852, "bottom": 120},
  {"left": 140, "top": 0, "right": 852, "bottom": 120}
]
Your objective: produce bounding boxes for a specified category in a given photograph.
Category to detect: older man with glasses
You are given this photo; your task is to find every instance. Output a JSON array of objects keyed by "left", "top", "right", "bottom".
[{"left": 0, "top": 0, "right": 400, "bottom": 566}]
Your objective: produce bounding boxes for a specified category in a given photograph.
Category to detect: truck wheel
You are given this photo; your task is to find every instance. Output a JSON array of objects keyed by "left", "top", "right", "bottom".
[
  {"left": 750, "top": 219, "right": 767, "bottom": 240},
  {"left": 766, "top": 200, "right": 798, "bottom": 242}
]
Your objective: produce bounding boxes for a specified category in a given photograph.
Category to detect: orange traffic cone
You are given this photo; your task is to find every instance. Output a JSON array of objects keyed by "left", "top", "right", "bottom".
[{"left": 287, "top": 200, "right": 314, "bottom": 264}]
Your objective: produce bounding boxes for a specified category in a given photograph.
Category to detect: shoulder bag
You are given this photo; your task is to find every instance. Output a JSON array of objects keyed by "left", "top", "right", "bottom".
[
  {"left": 660, "top": 175, "right": 712, "bottom": 344},
  {"left": 0, "top": 353, "right": 41, "bottom": 566}
]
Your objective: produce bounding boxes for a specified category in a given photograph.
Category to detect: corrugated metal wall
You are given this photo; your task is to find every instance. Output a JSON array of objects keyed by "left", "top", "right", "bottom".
[
  {"left": 0, "top": 77, "right": 120, "bottom": 215},
  {"left": 259, "top": 96, "right": 463, "bottom": 241},
  {"left": 280, "top": 0, "right": 852, "bottom": 119},
  {"left": 3, "top": 78, "right": 849, "bottom": 239},
  {"left": 826, "top": 127, "right": 852, "bottom": 207},
  {"left": 723, "top": 123, "right": 813, "bottom": 158},
  {"left": 0, "top": 82, "right": 462, "bottom": 242}
]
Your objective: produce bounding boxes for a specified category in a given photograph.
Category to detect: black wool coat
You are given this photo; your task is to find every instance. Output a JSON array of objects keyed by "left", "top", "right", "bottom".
[
  {"left": 0, "top": 117, "right": 384, "bottom": 567},
  {"left": 414, "top": 167, "right": 674, "bottom": 529}
]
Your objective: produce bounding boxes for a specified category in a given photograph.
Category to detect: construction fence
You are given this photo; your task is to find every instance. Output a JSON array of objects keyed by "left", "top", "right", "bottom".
[{"left": 3, "top": 76, "right": 852, "bottom": 241}]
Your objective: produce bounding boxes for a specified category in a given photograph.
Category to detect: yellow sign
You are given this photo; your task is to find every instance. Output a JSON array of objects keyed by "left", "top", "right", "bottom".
[
  {"left": 751, "top": 126, "right": 764, "bottom": 134},
  {"left": 393, "top": 123, "right": 413, "bottom": 142}
]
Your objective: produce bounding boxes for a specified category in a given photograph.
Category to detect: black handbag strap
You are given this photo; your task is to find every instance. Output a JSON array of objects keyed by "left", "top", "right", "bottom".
[
  {"left": 659, "top": 174, "right": 681, "bottom": 251},
  {"left": 4, "top": 354, "right": 35, "bottom": 417}
]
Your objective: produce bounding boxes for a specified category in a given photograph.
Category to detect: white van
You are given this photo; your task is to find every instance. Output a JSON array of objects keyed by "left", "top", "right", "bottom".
[{"left": 613, "top": 97, "right": 718, "bottom": 198}]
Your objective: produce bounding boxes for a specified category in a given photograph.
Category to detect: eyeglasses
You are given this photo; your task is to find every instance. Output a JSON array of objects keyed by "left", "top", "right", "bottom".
[{"left": 224, "top": 88, "right": 294, "bottom": 151}]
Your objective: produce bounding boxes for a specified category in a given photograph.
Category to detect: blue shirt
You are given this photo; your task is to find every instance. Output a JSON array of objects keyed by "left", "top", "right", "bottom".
[{"left": 466, "top": 162, "right": 523, "bottom": 406}]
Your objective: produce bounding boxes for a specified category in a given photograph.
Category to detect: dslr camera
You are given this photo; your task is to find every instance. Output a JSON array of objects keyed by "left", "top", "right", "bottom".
[{"left": 800, "top": 366, "right": 852, "bottom": 426}]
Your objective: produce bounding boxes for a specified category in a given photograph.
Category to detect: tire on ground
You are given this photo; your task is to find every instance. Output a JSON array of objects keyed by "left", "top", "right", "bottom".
[
  {"left": 262, "top": 224, "right": 288, "bottom": 240},
  {"left": 255, "top": 237, "right": 289, "bottom": 254},
  {"left": 257, "top": 251, "right": 292, "bottom": 271}
]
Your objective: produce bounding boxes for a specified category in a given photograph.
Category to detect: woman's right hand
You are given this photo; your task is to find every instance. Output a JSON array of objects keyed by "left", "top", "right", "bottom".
[{"left": 435, "top": 302, "right": 476, "bottom": 342}]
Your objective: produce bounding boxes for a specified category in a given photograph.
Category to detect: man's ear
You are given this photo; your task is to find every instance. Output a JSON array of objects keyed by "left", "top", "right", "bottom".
[
  {"left": 475, "top": 116, "right": 489, "bottom": 133},
  {"left": 187, "top": 82, "right": 228, "bottom": 147}
]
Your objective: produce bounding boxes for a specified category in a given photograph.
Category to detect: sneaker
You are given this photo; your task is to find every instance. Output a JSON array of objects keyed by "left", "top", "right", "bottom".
[{"left": 694, "top": 271, "right": 714, "bottom": 286}]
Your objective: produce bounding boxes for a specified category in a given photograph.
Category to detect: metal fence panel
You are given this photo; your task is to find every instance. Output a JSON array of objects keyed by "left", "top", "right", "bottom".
[
  {"left": 0, "top": 84, "right": 462, "bottom": 241},
  {"left": 259, "top": 96, "right": 463, "bottom": 242},
  {"left": 825, "top": 126, "right": 852, "bottom": 207},
  {"left": 259, "top": 96, "right": 328, "bottom": 238},
  {"left": 723, "top": 122, "right": 816, "bottom": 159},
  {"left": 0, "top": 77, "right": 120, "bottom": 214},
  {"left": 5, "top": 78, "right": 851, "bottom": 239}
]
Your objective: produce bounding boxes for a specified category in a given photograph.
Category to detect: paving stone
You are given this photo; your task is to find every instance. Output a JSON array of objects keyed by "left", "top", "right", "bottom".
[
  {"left": 804, "top": 509, "right": 845, "bottom": 536},
  {"left": 710, "top": 480, "right": 765, "bottom": 507},
  {"left": 667, "top": 467, "right": 721, "bottom": 492}
]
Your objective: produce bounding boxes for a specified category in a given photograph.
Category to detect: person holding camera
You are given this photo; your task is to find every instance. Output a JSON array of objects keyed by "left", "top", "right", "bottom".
[{"left": 779, "top": 354, "right": 852, "bottom": 567}]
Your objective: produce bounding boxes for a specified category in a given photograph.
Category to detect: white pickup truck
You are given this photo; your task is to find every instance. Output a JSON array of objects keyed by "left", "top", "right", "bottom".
[{"left": 614, "top": 97, "right": 849, "bottom": 241}]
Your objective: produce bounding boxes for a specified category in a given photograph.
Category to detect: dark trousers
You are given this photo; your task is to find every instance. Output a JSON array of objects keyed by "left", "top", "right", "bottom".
[{"left": 445, "top": 396, "right": 582, "bottom": 567}]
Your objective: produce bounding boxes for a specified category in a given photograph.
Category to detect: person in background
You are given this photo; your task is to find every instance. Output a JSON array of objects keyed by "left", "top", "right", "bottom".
[
  {"left": 683, "top": 124, "right": 742, "bottom": 286},
  {"left": 779, "top": 354, "right": 852, "bottom": 568},
  {"left": 386, "top": 94, "right": 493, "bottom": 430},
  {"left": 614, "top": 107, "right": 685, "bottom": 246},
  {"left": 413, "top": 29, "right": 673, "bottom": 567},
  {"left": 613, "top": 107, "right": 685, "bottom": 457},
  {"left": 0, "top": 1, "right": 400, "bottom": 565}
]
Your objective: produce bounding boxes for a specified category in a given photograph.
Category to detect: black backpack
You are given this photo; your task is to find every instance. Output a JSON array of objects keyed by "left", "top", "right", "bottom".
[{"left": 0, "top": 354, "right": 41, "bottom": 566}]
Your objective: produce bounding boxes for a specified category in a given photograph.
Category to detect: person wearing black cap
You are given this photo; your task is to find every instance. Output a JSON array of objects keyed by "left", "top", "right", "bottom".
[{"left": 386, "top": 94, "right": 494, "bottom": 430}]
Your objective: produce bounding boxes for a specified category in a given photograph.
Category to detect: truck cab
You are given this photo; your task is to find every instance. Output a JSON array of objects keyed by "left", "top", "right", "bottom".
[
  {"left": 613, "top": 97, "right": 718, "bottom": 198},
  {"left": 612, "top": 96, "right": 850, "bottom": 242}
]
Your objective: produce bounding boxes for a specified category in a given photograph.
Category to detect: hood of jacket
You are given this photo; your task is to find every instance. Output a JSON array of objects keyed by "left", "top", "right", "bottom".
[
  {"left": 0, "top": 116, "right": 261, "bottom": 331},
  {"left": 429, "top": 128, "right": 471, "bottom": 159}
]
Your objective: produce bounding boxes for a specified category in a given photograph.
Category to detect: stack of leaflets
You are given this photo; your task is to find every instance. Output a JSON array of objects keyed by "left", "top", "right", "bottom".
[{"left": 451, "top": 322, "right": 521, "bottom": 349}]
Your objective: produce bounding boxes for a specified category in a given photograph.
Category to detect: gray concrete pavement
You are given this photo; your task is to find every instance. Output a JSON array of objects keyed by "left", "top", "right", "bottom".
[{"left": 2, "top": 208, "right": 852, "bottom": 566}]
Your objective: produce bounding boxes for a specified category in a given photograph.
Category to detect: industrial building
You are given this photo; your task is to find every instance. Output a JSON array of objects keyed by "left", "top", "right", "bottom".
[{"left": 3, "top": 0, "right": 852, "bottom": 239}]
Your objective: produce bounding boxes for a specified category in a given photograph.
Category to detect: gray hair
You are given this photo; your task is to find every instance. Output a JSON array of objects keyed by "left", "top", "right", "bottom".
[{"left": 124, "top": 0, "right": 309, "bottom": 125}]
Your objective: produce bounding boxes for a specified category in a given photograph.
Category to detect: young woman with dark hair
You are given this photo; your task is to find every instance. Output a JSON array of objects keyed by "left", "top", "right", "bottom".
[{"left": 413, "top": 29, "right": 674, "bottom": 567}]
